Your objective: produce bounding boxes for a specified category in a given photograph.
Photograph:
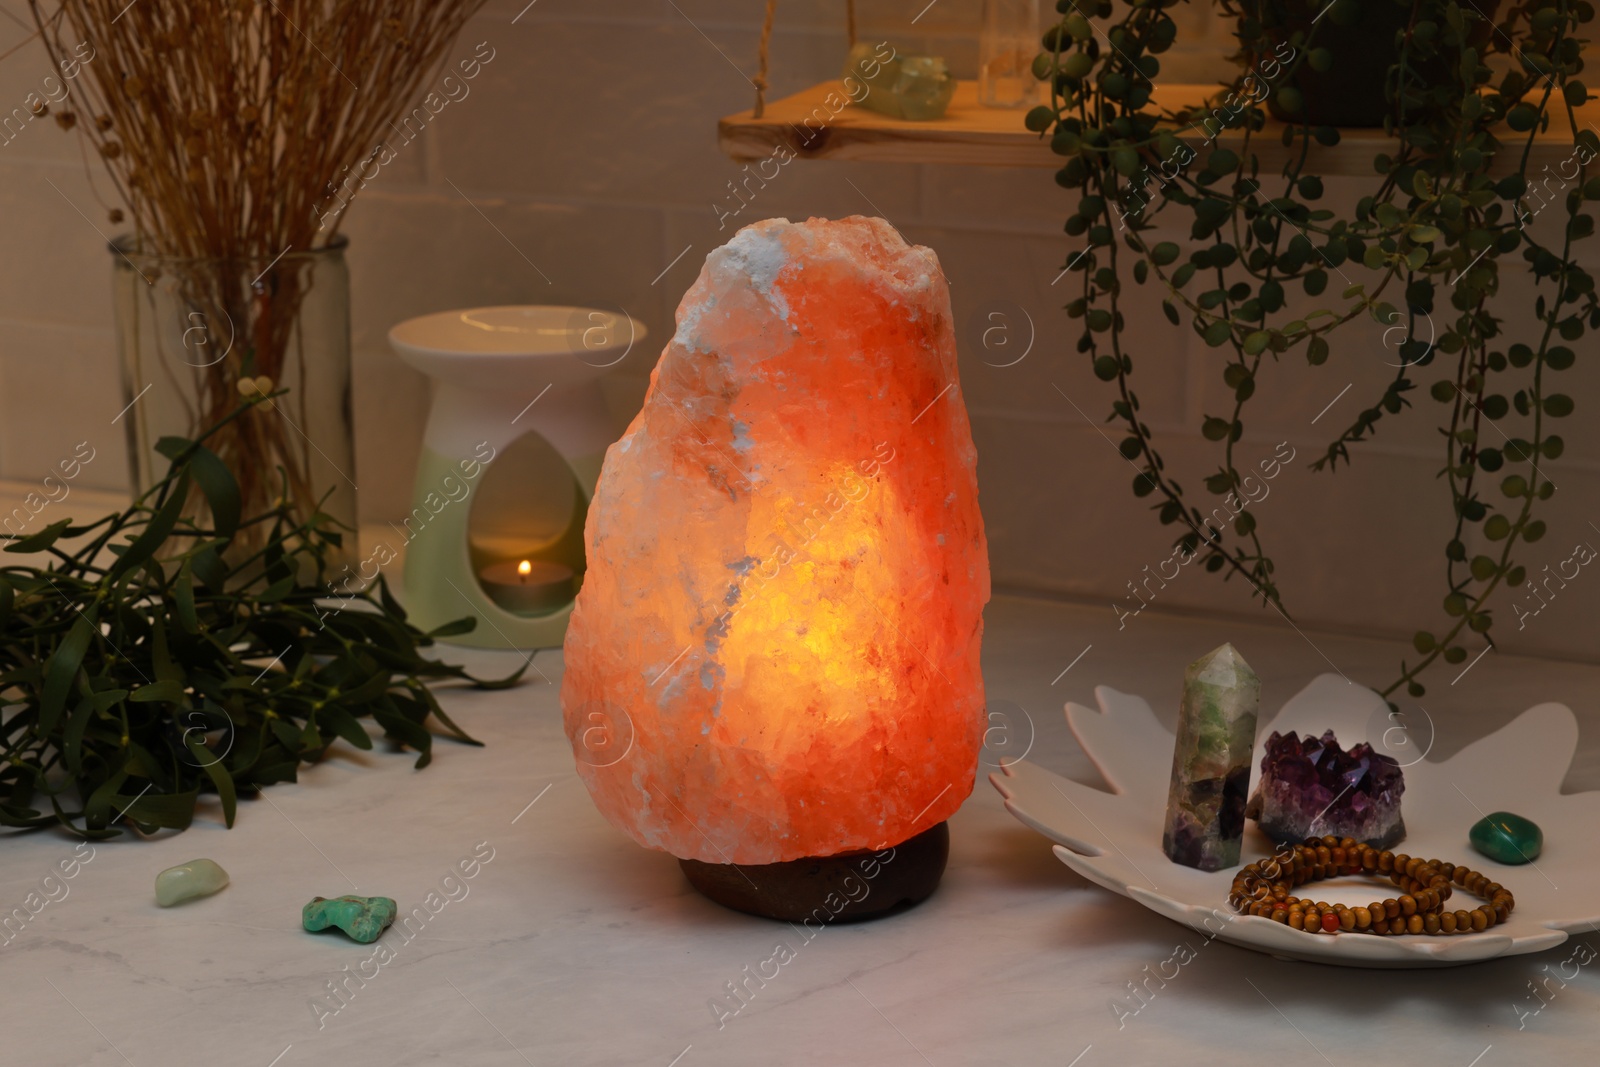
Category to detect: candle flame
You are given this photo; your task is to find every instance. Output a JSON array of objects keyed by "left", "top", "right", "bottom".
[{"left": 518, "top": 559, "right": 532, "bottom": 577}]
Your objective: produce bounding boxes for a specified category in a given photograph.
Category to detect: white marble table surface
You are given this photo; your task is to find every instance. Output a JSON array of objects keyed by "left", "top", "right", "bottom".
[{"left": 6, "top": 593, "right": 1598, "bottom": 1066}]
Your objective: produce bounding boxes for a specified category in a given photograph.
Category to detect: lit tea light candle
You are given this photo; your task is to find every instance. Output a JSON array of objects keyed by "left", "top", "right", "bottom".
[{"left": 478, "top": 558, "right": 575, "bottom": 615}]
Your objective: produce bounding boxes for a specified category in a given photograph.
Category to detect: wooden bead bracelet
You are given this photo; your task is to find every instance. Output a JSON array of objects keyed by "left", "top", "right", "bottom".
[{"left": 1227, "top": 835, "right": 1516, "bottom": 936}]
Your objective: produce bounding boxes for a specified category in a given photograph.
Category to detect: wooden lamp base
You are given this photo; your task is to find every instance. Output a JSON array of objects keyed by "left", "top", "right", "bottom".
[{"left": 679, "top": 822, "right": 949, "bottom": 923}]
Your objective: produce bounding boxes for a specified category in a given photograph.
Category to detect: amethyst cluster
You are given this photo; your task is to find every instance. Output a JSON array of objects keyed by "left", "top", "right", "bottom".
[{"left": 1245, "top": 730, "right": 1406, "bottom": 849}]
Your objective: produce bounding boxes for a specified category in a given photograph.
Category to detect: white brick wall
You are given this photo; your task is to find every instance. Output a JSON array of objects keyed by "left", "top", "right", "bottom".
[{"left": 3, "top": 2, "right": 1596, "bottom": 668}]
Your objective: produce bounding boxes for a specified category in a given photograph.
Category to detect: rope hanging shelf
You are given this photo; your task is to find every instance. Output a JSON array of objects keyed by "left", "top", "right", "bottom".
[
  {"left": 753, "top": 0, "right": 856, "bottom": 119},
  {"left": 725, "top": 8, "right": 1600, "bottom": 174}
]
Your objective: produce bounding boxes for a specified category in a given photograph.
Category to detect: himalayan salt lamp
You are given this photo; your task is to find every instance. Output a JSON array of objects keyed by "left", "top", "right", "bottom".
[{"left": 561, "top": 216, "right": 988, "bottom": 921}]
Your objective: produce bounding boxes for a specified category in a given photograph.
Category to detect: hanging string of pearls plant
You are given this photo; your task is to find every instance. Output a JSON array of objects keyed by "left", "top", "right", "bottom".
[{"left": 1028, "top": 0, "right": 1596, "bottom": 700}]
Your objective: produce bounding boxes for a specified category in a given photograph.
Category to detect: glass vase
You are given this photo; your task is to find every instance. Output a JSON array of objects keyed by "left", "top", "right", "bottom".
[
  {"left": 111, "top": 237, "right": 357, "bottom": 562},
  {"left": 980, "top": 0, "right": 1041, "bottom": 108}
]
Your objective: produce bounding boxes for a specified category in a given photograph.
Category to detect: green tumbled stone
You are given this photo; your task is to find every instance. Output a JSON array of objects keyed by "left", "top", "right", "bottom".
[
  {"left": 302, "top": 894, "right": 397, "bottom": 944},
  {"left": 892, "top": 57, "right": 957, "bottom": 121},
  {"left": 841, "top": 41, "right": 956, "bottom": 121},
  {"left": 1469, "top": 811, "right": 1543, "bottom": 865},
  {"left": 155, "top": 858, "right": 230, "bottom": 907}
]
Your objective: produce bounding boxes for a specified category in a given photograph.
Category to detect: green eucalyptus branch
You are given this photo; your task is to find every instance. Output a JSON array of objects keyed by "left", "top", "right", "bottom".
[{"left": 0, "top": 398, "right": 522, "bottom": 839}]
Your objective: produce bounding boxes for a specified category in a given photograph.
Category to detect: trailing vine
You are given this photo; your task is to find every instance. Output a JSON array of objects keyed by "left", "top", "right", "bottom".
[{"left": 1029, "top": 0, "right": 1596, "bottom": 698}]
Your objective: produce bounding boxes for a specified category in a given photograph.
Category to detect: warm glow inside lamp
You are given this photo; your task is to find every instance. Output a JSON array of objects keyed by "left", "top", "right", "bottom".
[{"left": 561, "top": 216, "right": 989, "bottom": 921}]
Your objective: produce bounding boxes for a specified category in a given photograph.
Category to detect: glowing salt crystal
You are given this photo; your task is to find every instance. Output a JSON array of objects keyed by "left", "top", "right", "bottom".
[{"left": 561, "top": 216, "right": 989, "bottom": 864}]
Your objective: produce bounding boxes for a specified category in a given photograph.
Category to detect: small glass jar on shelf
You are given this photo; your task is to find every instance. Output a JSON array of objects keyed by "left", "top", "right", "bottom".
[{"left": 979, "top": 0, "right": 1042, "bottom": 108}]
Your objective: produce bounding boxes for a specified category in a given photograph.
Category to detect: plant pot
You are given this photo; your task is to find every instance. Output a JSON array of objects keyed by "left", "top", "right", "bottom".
[
  {"left": 1246, "top": 0, "right": 1499, "bottom": 128},
  {"left": 111, "top": 237, "right": 356, "bottom": 562}
]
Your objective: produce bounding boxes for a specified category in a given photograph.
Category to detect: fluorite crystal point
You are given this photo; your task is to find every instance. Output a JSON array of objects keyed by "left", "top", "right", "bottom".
[
  {"left": 1245, "top": 730, "right": 1405, "bottom": 848},
  {"left": 561, "top": 216, "right": 989, "bottom": 866},
  {"left": 1162, "top": 643, "right": 1260, "bottom": 871}
]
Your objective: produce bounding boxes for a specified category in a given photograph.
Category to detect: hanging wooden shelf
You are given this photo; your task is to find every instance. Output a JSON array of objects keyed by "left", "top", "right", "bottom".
[{"left": 720, "top": 80, "right": 1600, "bottom": 176}]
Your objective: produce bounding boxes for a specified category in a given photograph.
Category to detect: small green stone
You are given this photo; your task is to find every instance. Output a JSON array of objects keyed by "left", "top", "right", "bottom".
[
  {"left": 1469, "top": 811, "right": 1543, "bottom": 865},
  {"left": 302, "top": 895, "right": 397, "bottom": 944},
  {"left": 841, "top": 41, "right": 956, "bottom": 121},
  {"left": 155, "top": 858, "right": 229, "bottom": 906}
]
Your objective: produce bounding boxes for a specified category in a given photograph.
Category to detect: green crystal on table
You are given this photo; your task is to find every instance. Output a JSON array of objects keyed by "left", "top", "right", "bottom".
[
  {"left": 302, "top": 895, "right": 397, "bottom": 944},
  {"left": 1469, "top": 811, "right": 1543, "bottom": 865},
  {"left": 1162, "top": 643, "right": 1260, "bottom": 871},
  {"left": 155, "top": 858, "right": 229, "bottom": 906},
  {"left": 842, "top": 41, "right": 955, "bottom": 121}
]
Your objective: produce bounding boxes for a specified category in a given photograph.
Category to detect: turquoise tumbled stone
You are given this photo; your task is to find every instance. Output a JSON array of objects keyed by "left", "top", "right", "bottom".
[
  {"left": 155, "top": 858, "right": 229, "bottom": 906},
  {"left": 302, "top": 895, "right": 397, "bottom": 943},
  {"left": 1469, "top": 811, "right": 1543, "bottom": 865}
]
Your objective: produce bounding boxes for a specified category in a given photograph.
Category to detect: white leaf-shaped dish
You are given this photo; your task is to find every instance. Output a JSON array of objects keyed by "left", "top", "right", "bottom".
[{"left": 990, "top": 674, "right": 1600, "bottom": 967}]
